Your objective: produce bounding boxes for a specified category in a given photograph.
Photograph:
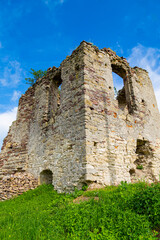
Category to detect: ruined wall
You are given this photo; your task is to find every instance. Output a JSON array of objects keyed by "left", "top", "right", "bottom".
[
  {"left": 84, "top": 42, "right": 160, "bottom": 186},
  {"left": 0, "top": 41, "right": 160, "bottom": 200},
  {"left": 0, "top": 43, "right": 87, "bottom": 199},
  {"left": 27, "top": 46, "right": 87, "bottom": 193},
  {"left": 0, "top": 87, "right": 38, "bottom": 199}
]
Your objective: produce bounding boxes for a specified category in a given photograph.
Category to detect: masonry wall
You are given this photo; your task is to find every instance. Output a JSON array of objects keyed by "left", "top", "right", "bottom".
[
  {"left": 0, "top": 41, "right": 160, "bottom": 200},
  {"left": 27, "top": 45, "right": 87, "bottom": 193},
  {"left": 83, "top": 42, "right": 160, "bottom": 186},
  {"left": 0, "top": 87, "right": 38, "bottom": 199}
]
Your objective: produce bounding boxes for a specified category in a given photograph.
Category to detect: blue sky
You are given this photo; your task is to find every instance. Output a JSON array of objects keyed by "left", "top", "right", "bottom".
[{"left": 0, "top": 0, "right": 160, "bottom": 148}]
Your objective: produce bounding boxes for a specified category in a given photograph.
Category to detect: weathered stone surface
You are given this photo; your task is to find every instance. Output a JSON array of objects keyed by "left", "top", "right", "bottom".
[{"left": 0, "top": 41, "right": 160, "bottom": 200}]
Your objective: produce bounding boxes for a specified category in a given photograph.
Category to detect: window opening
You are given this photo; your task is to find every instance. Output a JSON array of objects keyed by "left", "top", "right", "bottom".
[
  {"left": 111, "top": 64, "right": 127, "bottom": 110},
  {"left": 112, "top": 72, "right": 127, "bottom": 110},
  {"left": 112, "top": 72, "right": 123, "bottom": 98},
  {"left": 57, "top": 83, "right": 62, "bottom": 107}
]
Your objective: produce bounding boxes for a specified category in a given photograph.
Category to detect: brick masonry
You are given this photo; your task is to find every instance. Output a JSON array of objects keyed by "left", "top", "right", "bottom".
[{"left": 0, "top": 41, "right": 160, "bottom": 200}]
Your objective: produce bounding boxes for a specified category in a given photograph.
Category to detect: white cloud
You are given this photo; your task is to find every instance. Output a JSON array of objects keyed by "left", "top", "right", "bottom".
[
  {"left": 11, "top": 90, "right": 21, "bottom": 101},
  {"left": 128, "top": 44, "right": 160, "bottom": 110},
  {"left": 0, "top": 60, "right": 23, "bottom": 86},
  {"left": 0, "top": 107, "right": 17, "bottom": 150}
]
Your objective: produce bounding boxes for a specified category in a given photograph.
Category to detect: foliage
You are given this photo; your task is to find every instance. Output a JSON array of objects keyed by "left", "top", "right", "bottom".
[
  {"left": 114, "top": 87, "right": 118, "bottom": 98},
  {"left": 136, "top": 165, "right": 143, "bottom": 170},
  {"left": 25, "top": 68, "right": 47, "bottom": 86},
  {"left": 0, "top": 182, "right": 160, "bottom": 239}
]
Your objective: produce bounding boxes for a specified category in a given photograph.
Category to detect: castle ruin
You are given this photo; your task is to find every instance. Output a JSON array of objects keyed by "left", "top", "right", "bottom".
[{"left": 0, "top": 41, "right": 160, "bottom": 200}]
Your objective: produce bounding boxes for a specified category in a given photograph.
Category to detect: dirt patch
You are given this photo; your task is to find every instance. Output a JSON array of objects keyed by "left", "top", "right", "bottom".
[{"left": 73, "top": 195, "right": 99, "bottom": 204}]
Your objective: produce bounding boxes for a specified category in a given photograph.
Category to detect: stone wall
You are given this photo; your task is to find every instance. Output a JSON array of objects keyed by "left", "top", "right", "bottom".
[
  {"left": 0, "top": 41, "right": 160, "bottom": 200},
  {"left": 27, "top": 46, "right": 86, "bottom": 193},
  {"left": 83, "top": 42, "right": 160, "bottom": 186},
  {"left": 0, "top": 86, "right": 38, "bottom": 200}
]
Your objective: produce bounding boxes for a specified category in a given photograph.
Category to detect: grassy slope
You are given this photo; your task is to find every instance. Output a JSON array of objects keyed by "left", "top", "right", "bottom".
[{"left": 0, "top": 182, "right": 160, "bottom": 240}]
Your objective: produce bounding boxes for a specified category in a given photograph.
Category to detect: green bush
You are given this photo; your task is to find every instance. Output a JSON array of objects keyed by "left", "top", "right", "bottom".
[{"left": 129, "top": 183, "right": 160, "bottom": 227}]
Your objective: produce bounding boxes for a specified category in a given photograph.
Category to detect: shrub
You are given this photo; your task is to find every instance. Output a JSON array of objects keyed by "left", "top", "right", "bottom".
[{"left": 136, "top": 165, "right": 143, "bottom": 170}]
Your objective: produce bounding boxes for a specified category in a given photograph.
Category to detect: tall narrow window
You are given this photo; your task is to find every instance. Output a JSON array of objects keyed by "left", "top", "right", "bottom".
[
  {"left": 112, "top": 72, "right": 124, "bottom": 98},
  {"left": 112, "top": 64, "right": 127, "bottom": 110},
  {"left": 48, "top": 70, "right": 62, "bottom": 119},
  {"left": 58, "top": 83, "right": 62, "bottom": 107}
]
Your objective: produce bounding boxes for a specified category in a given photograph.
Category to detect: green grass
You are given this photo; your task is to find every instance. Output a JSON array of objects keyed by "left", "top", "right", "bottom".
[{"left": 0, "top": 182, "right": 160, "bottom": 239}]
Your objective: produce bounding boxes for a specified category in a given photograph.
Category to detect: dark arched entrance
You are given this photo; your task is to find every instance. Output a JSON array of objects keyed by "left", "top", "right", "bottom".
[{"left": 40, "top": 169, "right": 53, "bottom": 185}]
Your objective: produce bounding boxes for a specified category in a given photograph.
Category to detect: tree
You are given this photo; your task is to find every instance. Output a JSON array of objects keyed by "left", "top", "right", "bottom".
[{"left": 25, "top": 68, "right": 47, "bottom": 86}]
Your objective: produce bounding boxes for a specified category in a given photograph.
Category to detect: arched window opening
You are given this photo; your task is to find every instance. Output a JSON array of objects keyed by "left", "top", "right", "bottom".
[
  {"left": 40, "top": 169, "right": 53, "bottom": 185},
  {"left": 111, "top": 64, "right": 127, "bottom": 110}
]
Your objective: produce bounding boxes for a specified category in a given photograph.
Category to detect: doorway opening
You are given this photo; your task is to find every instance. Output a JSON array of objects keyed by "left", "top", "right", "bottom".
[{"left": 40, "top": 169, "right": 53, "bottom": 185}]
